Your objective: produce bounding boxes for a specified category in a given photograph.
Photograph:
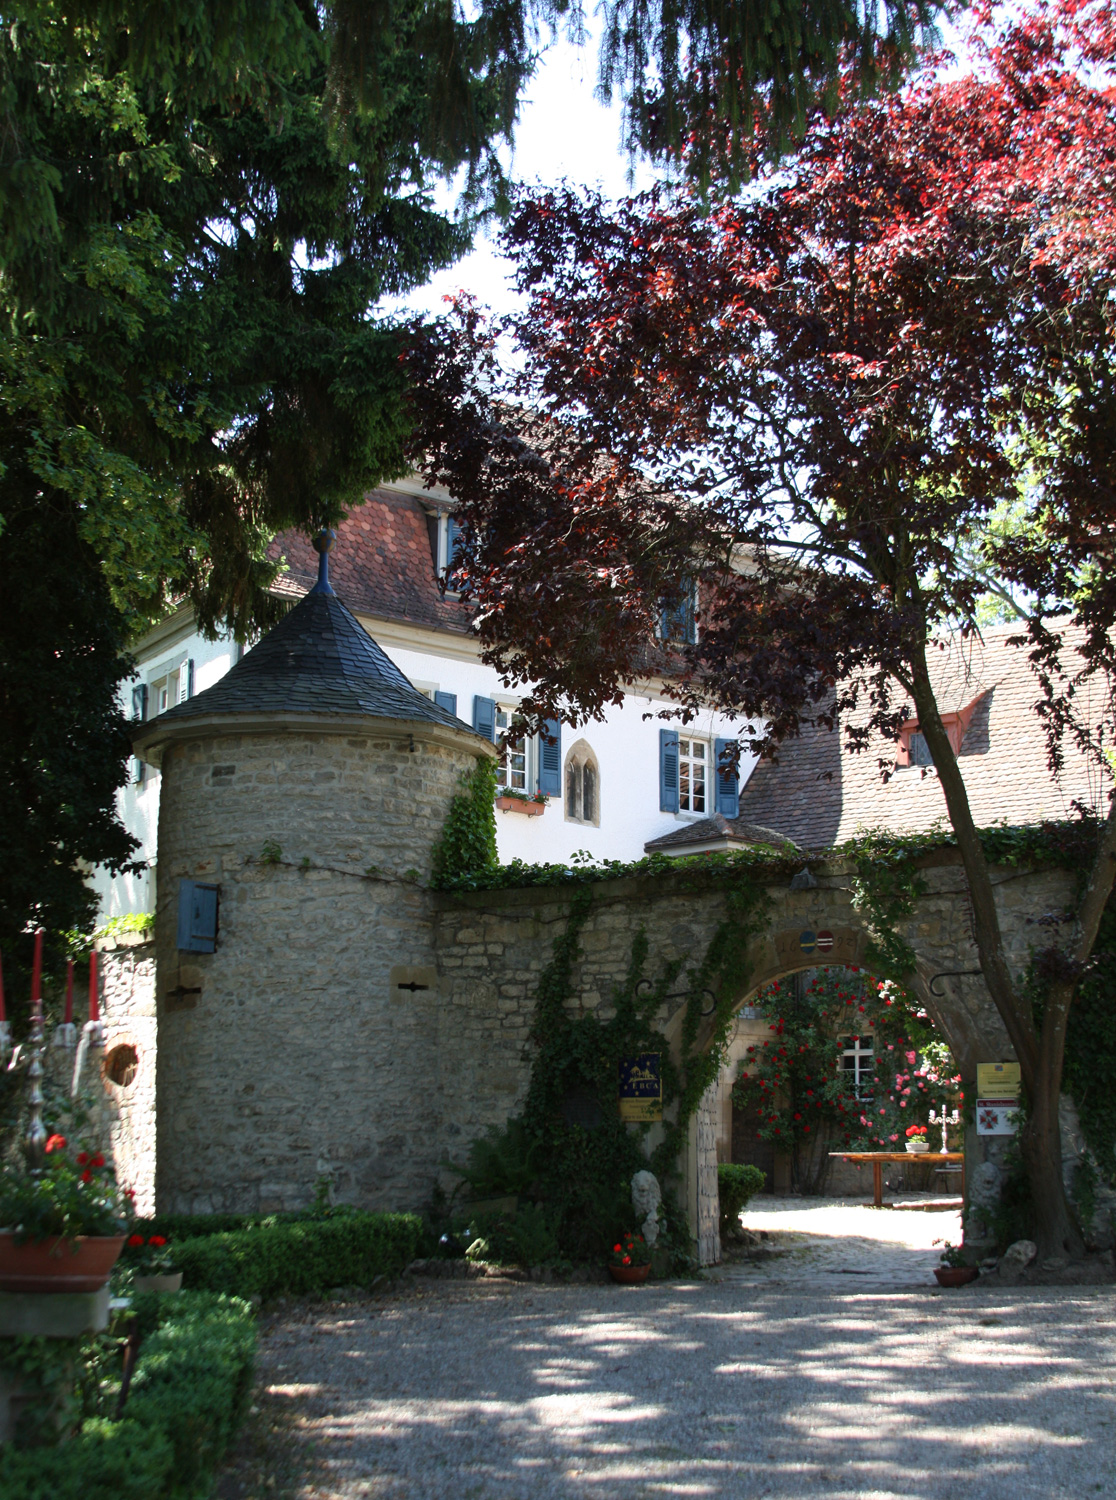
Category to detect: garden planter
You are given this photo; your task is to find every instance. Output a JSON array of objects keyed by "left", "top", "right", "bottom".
[
  {"left": 934, "top": 1266, "right": 978, "bottom": 1287},
  {"left": 906, "top": 1141, "right": 929, "bottom": 1153},
  {"left": 609, "top": 1263, "right": 651, "bottom": 1285},
  {"left": 495, "top": 796, "right": 545, "bottom": 817},
  {"left": 133, "top": 1271, "right": 183, "bottom": 1293},
  {"left": 0, "top": 1232, "right": 126, "bottom": 1292}
]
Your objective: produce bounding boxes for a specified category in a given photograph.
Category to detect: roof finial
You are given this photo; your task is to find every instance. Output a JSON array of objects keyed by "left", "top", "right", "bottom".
[{"left": 311, "top": 528, "right": 336, "bottom": 595}]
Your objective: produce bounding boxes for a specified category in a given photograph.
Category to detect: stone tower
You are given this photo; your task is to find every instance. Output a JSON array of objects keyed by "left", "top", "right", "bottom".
[{"left": 133, "top": 534, "right": 494, "bottom": 1214}]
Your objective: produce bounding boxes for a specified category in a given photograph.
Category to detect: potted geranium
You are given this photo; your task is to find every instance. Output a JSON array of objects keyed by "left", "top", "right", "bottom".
[
  {"left": 905, "top": 1125, "right": 930, "bottom": 1154},
  {"left": 0, "top": 1134, "right": 129, "bottom": 1292},
  {"left": 608, "top": 1231, "right": 652, "bottom": 1284},
  {"left": 124, "top": 1232, "right": 182, "bottom": 1293},
  {"left": 934, "top": 1242, "right": 979, "bottom": 1287}
]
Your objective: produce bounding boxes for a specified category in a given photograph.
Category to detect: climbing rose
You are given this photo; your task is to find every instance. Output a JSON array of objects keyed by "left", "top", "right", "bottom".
[
  {"left": 44, "top": 1134, "right": 66, "bottom": 1153},
  {"left": 148, "top": 1235, "right": 166, "bottom": 1247},
  {"left": 91, "top": 1153, "right": 105, "bottom": 1168},
  {"left": 76, "top": 1152, "right": 89, "bottom": 1165},
  {"left": 622, "top": 1255, "right": 631, "bottom": 1265},
  {"left": 128, "top": 1234, "right": 145, "bottom": 1247},
  {"left": 614, "top": 1244, "right": 622, "bottom": 1253},
  {"left": 81, "top": 1169, "right": 93, "bottom": 1184}
]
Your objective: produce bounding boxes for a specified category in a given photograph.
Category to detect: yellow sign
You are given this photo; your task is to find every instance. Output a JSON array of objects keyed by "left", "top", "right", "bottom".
[{"left": 977, "top": 1062, "right": 1021, "bottom": 1098}]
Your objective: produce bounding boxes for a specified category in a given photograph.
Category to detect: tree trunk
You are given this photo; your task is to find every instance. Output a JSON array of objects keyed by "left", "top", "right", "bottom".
[{"left": 904, "top": 645, "right": 1108, "bottom": 1259}]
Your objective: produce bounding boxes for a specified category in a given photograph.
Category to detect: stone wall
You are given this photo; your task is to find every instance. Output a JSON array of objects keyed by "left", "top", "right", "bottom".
[{"left": 122, "top": 755, "right": 1080, "bottom": 1242}]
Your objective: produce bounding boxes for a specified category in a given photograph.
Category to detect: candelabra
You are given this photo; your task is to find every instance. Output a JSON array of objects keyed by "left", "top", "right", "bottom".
[{"left": 929, "top": 1103, "right": 961, "bottom": 1153}]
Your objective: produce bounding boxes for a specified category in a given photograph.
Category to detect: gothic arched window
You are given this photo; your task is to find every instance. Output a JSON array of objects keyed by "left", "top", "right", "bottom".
[{"left": 563, "top": 740, "right": 601, "bottom": 826}]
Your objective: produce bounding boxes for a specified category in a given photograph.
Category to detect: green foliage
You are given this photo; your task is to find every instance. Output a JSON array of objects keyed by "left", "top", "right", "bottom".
[
  {"left": 259, "top": 840, "right": 283, "bottom": 867},
  {"left": 0, "top": 1290, "right": 254, "bottom": 1497},
  {"left": 468, "top": 1203, "right": 560, "bottom": 1267},
  {"left": 454, "top": 1118, "right": 543, "bottom": 1199},
  {"left": 92, "top": 913, "right": 154, "bottom": 942},
  {"left": 717, "top": 1164, "right": 766, "bottom": 1236},
  {"left": 431, "top": 757, "right": 499, "bottom": 886},
  {"left": 0, "top": 1138, "right": 129, "bottom": 1242},
  {"left": 171, "top": 1211, "right": 423, "bottom": 1299},
  {"left": 1064, "top": 899, "right": 1116, "bottom": 1189}
]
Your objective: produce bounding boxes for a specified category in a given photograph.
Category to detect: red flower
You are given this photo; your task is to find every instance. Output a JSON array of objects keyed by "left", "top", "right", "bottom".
[
  {"left": 81, "top": 1169, "right": 93, "bottom": 1184},
  {"left": 76, "top": 1152, "right": 89, "bottom": 1166},
  {"left": 44, "top": 1134, "right": 66, "bottom": 1153},
  {"left": 128, "top": 1234, "right": 145, "bottom": 1247},
  {"left": 148, "top": 1235, "right": 167, "bottom": 1247},
  {"left": 622, "top": 1255, "right": 631, "bottom": 1265},
  {"left": 90, "top": 1153, "right": 105, "bottom": 1168},
  {"left": 614, "top": 1244, "right": 622, "bottom": 1253}
]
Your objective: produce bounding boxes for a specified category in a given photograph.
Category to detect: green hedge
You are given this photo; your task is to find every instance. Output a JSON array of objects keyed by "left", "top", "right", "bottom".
[
  {"left": 173, "top": 1211, "right": 423, "bottom": 1299},
  {"left": 0, "top": 1291, "right": 256, "bottom": 1500}
]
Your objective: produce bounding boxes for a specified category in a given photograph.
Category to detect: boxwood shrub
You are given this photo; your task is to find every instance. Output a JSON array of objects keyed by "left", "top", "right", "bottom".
[
  {"left": 173, "top": 1210, "right": 424, "bottom": 1299},
  {"left": 0, "top": 1291, "right": 255, "bottom": 1500}
]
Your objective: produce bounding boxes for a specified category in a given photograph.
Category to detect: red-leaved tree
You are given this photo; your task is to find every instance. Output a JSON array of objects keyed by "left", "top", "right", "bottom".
[{"left": 405, "top": 0, "right": 1116, "bottom": 1257}]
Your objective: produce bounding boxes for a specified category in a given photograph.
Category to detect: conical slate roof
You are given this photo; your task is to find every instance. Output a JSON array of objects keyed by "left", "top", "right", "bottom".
[{"left": 138, "top": 532, "right": 479, "bottom": 741}]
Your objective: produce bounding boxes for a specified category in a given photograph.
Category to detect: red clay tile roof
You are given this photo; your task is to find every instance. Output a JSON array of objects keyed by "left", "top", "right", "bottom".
[
  {"left": 734, "top": 621, "right": 1107, "bottom": 850},
  {"left": 270, "top": 489, "right": 470, "bottom": 634}
]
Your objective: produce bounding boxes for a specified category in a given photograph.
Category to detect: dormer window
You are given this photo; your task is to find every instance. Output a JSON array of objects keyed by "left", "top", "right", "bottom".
[
  {"left": 896, "top": 694, "right": 985, "bottom": 768},
  {"left": 658, "top": 580, "right": 697, "bottom": 645}
]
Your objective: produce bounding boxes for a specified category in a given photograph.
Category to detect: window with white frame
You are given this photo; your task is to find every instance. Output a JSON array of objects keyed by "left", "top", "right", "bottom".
[
  {"left": 151, "top": 668, "right": 181, "bottom": 716},
  {"left": 495, "top": 705, "right": 528, "bottom": 792},
  {"left": 840, "top": 1035, "right": 875, "bottom": 1095},
  {"left": 678, "top": 737, "right": 708, "bottom": 813}
]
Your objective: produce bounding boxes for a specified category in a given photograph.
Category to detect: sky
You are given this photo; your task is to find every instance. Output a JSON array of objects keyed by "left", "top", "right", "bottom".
[{"left": 385, "top": 33, "right": 657, "bottom": 322}]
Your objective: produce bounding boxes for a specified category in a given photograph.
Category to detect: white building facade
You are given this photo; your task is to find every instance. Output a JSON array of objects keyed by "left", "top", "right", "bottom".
[{"left": 93, "top": 482, "right": 756, "bottom": 919}]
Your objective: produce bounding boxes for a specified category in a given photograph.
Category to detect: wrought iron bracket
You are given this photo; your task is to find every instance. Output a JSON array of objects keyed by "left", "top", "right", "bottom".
[{"left": 928, "top": 969, "right": 983, "bottom": 997}]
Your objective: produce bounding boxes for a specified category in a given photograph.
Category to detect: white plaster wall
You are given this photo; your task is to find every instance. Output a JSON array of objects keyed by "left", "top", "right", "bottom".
[{"left": 91, "top": 613, "right": 758, "bottom": 916}]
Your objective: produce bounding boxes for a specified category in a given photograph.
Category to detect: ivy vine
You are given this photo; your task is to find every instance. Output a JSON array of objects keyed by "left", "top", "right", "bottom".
[{"left": 430, "top": 757, "right": 498, "bottom": 887}]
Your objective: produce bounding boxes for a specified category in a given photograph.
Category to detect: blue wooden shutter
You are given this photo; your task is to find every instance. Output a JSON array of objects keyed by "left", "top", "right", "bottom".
[
  {"left": 132, "top": 683, "right": 148, "bottom": 721},
  {"left": 659, "top": 729, "right": 679, "bottom": 812},
  {"left": 538, "top": 718, "right": 561, "bottom": 796},
  {"left": 177, "top": 879, "right": 219, "bottom": 953},
  {"left": 473, "top": 695, "right": 496, "bottom": 742},
  {"left": 714, "top": 738, "right": 740, "bottom": 817},
  {"left": 434, "top": 690, "right": 458, "bottom": 717}
]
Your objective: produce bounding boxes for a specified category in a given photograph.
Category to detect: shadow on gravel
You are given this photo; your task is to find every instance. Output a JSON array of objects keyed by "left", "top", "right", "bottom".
[{"left": 225, "top": 1279, "right": 1116, "bottom": 1500}]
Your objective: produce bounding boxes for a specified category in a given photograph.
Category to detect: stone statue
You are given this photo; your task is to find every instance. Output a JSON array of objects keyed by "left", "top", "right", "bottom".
[{"left": 631, "top": 1169, "right": 662, "bottom": 1247}]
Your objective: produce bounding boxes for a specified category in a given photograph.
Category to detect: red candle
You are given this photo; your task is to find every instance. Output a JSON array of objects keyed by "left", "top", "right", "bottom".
[
  {"left": 88, "top": 950, "right": 99, "bottom": 1023},
  {"left": 0, "top": 949, "right": 6, "bottom": 1023},
  {"left": 64, "top": 960, "right": 74, "bottom": 1024},
  {"left": 30, "top": 927, "right": 43, "bottom": 1009}
]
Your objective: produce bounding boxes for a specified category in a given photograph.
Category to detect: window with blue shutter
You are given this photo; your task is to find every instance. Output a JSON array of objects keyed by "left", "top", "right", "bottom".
[
  {"left": 131, "top": 684, "right": 148, "bottom": 785},
  {"left": 473, "top": 695, "right": 496, "bottom": 742},
  {"left": 714, "top": 738, "right": 740, "bottom": 818},
  {"left": 446, "top": 516, "right": 464, "bottom": 569},
  {"left": 177, "top": 879, "right": 219, "bottom": 953},
  {"left": 434, "top": 690, "right": 458, "bottom": 718},
  {"left": 659, "top": 581, "right": 697, "bottom": 644},
  {"left": 185, "top": 659, "right": 195, "bottom": 700},
  {"left": 659, "top": 729, "right": 680, "bottom": 812},
  {"left": 538, "top": 718, "right": 562, "bottom": 796}
]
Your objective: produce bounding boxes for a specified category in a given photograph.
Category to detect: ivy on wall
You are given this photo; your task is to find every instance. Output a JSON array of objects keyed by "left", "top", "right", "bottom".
[
  {"left": 430, "top": 757, "right": 498, "bottom": 887},
  {"left": 453, "top": 879, "right": 771, "bottom": 1263}
]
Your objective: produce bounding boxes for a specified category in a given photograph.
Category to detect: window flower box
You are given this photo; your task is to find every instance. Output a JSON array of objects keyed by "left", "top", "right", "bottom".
[{"left": 495, "top": 793, "right": 547, "bottom": 817}]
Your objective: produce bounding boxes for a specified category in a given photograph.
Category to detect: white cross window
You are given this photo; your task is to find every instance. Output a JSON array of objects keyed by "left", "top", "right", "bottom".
[
  {"left": 495, "top": 706, "right": 527, "bottom": 791},
  {"left": 840, "top": 1035, "right": 875, "bottom": 1095},
  {"left": 679, "top": 738, "right": 707, "bottom": 813}
]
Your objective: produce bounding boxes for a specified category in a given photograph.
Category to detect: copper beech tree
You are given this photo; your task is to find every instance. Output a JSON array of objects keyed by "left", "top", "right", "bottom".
[{"left": 406, "top": 1, "right": 1116, "bottom": 1258}]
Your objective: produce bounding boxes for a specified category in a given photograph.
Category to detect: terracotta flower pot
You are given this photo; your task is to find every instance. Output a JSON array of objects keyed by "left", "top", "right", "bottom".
[
  {"left": 0, "top": 1232, "right": 126, "bottom": 1292},
  {"left": 495, "top": 796, "right": 545, "bottom": 817},
  {"left": 906, "top": 1140, "right": 929, "bottom": 1153},
  {"left": 133, "top": 1271, "right": 183, "bottom": 1294},
  {"left": 609, "top": 1262, "right": 651, "bottom": 1284},
  {"left": 934, "top": 1265, "right": 978, "bottom": 1287}
]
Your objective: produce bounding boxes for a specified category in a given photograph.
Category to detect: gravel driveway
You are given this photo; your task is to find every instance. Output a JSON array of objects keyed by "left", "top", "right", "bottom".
[{"left": 226, "top": 1272, "right": 1116, "bottom": 1500}]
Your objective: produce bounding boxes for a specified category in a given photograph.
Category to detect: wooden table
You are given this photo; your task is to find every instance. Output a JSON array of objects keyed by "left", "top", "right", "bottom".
[{"left": 830, "top": 1151, "right": 965, "bottom": 1208}]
